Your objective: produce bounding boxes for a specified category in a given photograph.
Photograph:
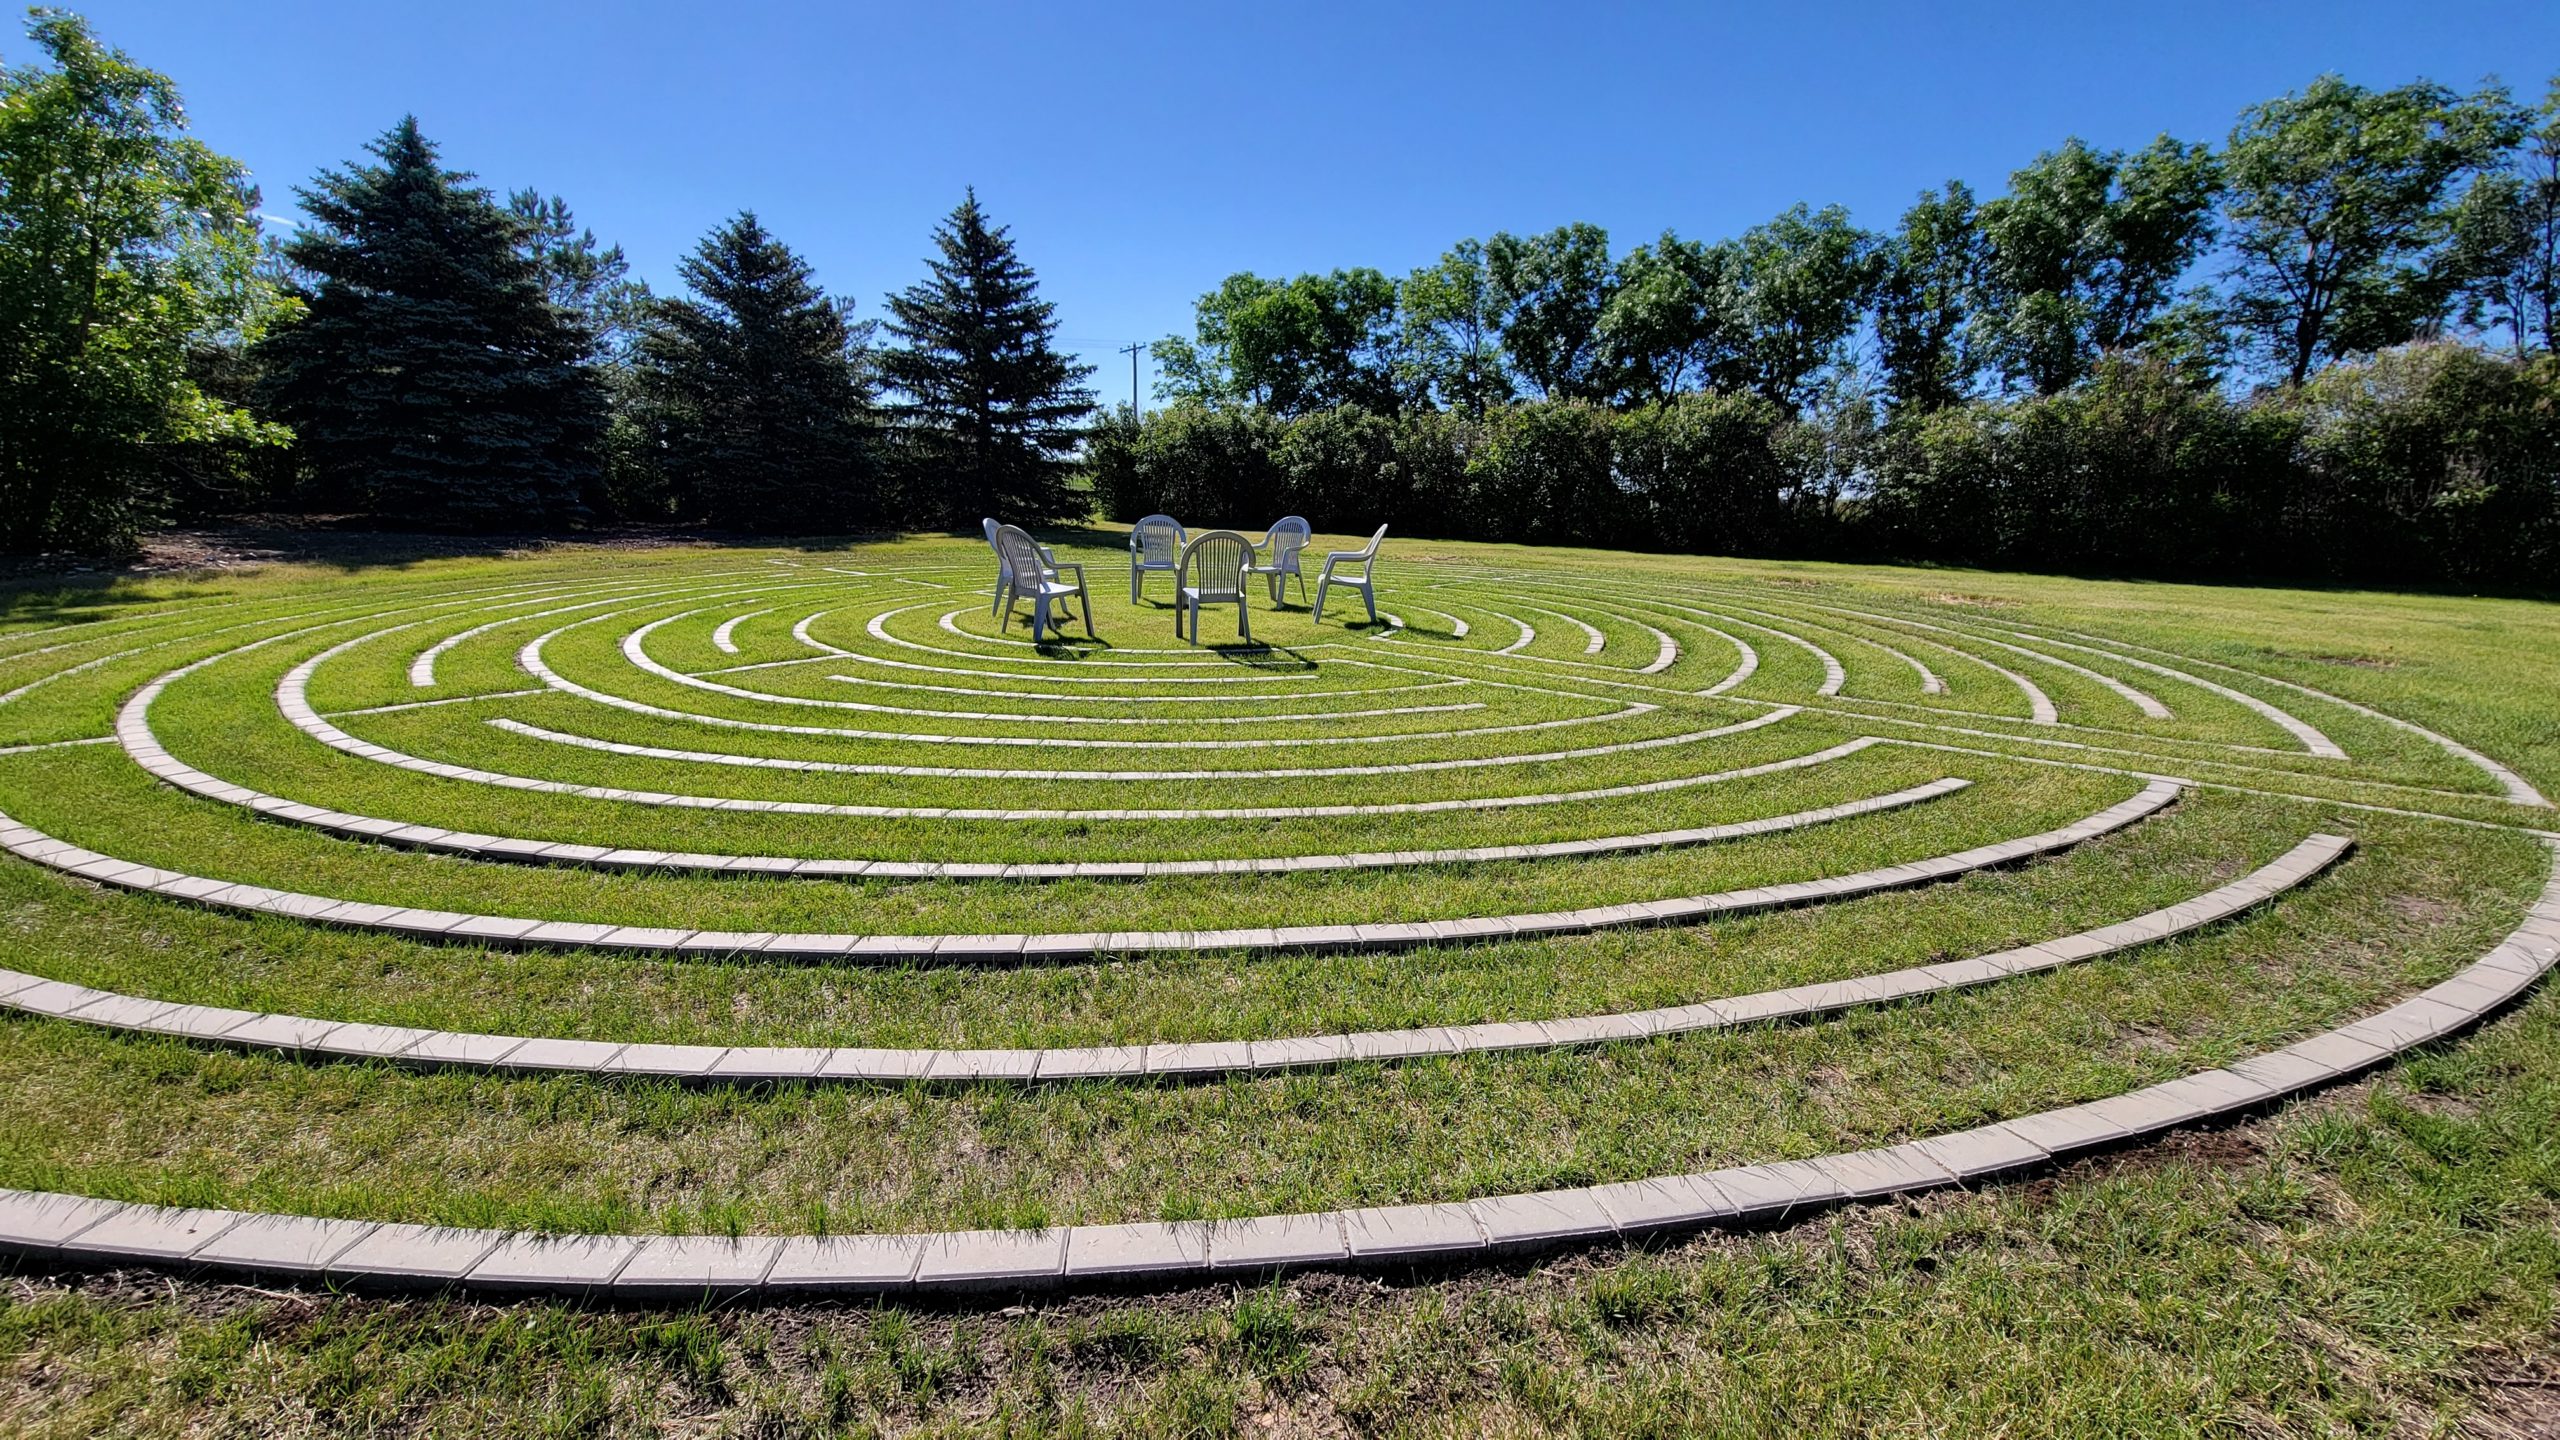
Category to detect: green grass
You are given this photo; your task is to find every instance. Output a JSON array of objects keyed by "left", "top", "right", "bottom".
[{"left": 0, "top": 528, "right": 2557, "bottom": 1435}]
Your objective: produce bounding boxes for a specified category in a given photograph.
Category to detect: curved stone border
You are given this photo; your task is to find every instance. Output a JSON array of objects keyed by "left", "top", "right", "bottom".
[
  {"left": 141, "top": 672, "right": 1830, "bottom": 822},
  {"left": 0, "top": 782, "right": 2181, "bottom": 962},
  {"left": 0, "top": 835, "right": 2541, "bottom": 1298},
  {"left": 126, "top": 702, "right": 1960, "bottom": 876},
  {"left": 0, "top": 833, "right": 2349, "bottom": 1084}
]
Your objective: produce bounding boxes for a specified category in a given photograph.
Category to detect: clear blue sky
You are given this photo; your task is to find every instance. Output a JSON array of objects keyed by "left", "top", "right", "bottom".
[{"left": 61, "top": 0, "right": 2560, "bottom": 402}]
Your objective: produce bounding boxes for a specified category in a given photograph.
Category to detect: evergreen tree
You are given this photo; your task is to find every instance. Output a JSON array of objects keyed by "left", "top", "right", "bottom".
[
  {"left": 882, "top": 190, "right": 1096, "bottom": 526},
  {"left": 259, "top": 119, "right": 598, "bottom": 528},
  {"left": 631, "top": 212, "right": 877, "bottom": 533}
]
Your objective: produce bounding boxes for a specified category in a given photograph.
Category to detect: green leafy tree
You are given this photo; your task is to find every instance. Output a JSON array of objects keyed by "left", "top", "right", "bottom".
[
  {"left": 2452, "top": 76, "right": 2560, "bottom": 357},
  {"left": 0, "top": 9, "right": 290, "bottom": 552},
  {"left": 1397, "top": 240, "right": 1510, "bottom": 414},
  {"left": 1486, "top": 223, "right": 1616, "bottom": 400},
  {"left": 630, "top": 212, "right": 877, "bottom": 532},
  {"left": 2223, "top": 75, "right": 2527, "bottom": 386},
  {"left": 1722, "top": 204, "right": 1881, "bottom": 410},
  {"left": 261, "top": 118, "right": 601, "bottom": 528},
  {"left": 1615, "top": 389, "right": 1787, "bottom": 552},
  {"left": 881, "top": 190, "right": 1095, "bottom": 526},
  {"left": 1597, "top": 231, "right": 1737, "bottom": 405},
  {"left": 1153, "top": 268, "right": 1400, "bottom": 415},
  {"left": 1875, "top": 181, "right": 1987, "bottom": 415},
  {"left": 1976, "top": 137, "right": 2221, "bottom": 395}
]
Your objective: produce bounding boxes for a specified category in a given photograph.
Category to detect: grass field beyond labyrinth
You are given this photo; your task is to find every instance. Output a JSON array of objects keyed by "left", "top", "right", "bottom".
[{"left": 2, "top": 527, "right": 2557, "bottom": 1436}]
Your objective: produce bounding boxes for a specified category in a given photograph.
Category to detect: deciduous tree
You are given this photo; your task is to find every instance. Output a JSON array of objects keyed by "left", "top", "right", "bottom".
[
  {"left": 1486, "top": 223, "right": 1616, "bottom": 400},
  {"left": 2223, "top": 76, "right": 2526, "bottom": 385},
  {"left": 1875, "top": 181, "right": 1987, "bottom": 415},
  {"left": 0, "top": 10, "right": 290, "bottom": 552},
  {"left": 1976, "top": 137, "right": 2221, "bottom": 395}
]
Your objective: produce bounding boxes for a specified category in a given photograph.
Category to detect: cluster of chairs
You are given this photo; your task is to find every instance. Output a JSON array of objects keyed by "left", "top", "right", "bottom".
[
  {"left": 980, "top": 516, "right": 1388, "bottom": 646},
  {"left": 1131, "top": 515, "right": 1388, "bottom": 644}
]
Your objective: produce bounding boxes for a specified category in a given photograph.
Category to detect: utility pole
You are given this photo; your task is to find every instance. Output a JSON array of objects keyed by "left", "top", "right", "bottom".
[{"left": 1117, "top": 342, "right": 1144, "bottom": 417}]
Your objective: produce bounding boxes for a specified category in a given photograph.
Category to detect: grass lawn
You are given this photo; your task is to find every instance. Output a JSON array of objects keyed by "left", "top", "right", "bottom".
[{"left": 0, "top": 527, "right": 2554, "bottom": 1436}]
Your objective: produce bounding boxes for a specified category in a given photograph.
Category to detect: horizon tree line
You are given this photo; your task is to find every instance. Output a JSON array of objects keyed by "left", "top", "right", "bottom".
[
  {"left": 0, "top": 8, "right": 1095, "bottom": 550},
  {"left": 2, "top": 6, "right": 2554, "bottom": 591}
]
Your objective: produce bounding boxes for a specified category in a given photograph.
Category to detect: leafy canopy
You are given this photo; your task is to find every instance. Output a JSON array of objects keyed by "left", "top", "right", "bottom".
[
  {"left": 0, "top": 8, "right": 290, "bottom": 552},
  {"left": 2223, "top": 75, "right": 2527, "bottom": 385}
]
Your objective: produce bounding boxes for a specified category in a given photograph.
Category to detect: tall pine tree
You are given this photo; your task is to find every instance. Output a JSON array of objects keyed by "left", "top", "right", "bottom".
[
  {"left": 260, "top": 118, "right": 600, "bottom": 529},
  {"left": 882, "top": 190, "right": 1095, "bottom": 527},
  {"left": 631, "top": 213, "right": 877, "bottom": 533}
]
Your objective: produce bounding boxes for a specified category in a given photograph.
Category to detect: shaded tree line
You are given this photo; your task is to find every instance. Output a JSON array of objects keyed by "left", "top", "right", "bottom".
[
  {"left": 0, "top": 10, "right": 1094, "bottom": 552},
  {"left": 1113, "top": 71, "right": 2560, "bottom": 587}
]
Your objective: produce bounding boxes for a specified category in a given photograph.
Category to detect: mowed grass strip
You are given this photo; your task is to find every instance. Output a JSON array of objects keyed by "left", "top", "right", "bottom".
[{"left": 0, "top": 808, "right": 2532, "bottom": 1236}]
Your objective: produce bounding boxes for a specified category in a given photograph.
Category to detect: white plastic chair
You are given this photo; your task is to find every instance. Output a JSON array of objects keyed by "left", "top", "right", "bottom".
[
  {"left": 992, "top": 524, "right": 1089, "bottom": 642},
  {"left": 1312, "top": 524, "right": 1388, "bottom": 625},
  {"left": 1128, "top": 514, "right": 1186, "bottom": 602},
  {"left": 1173, "top": 530, "right": 1254, "bottom": 645},
  {"left": 1247, "top": 516, "right": 1312, "bottom": 604},
  {"left": 981, "top": 517, "right": 1059, "bottom": 617}
]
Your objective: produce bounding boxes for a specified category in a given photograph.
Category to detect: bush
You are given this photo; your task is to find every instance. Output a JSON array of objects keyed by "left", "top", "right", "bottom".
[
  {"left": 1868, "top": 355, "right": 2298, "bottom": 574},
  {"left": 1274, "top": 405, "right": 1408, "bottom": 530},
  {"left": 1464, "top": 400, "right": 1624, "bottom": 546},
  {"left": 1617, "top": 391, "right": 1789, "bottom": 553},
  {"left": 2288, "top": 343, "right": 2560, "bottom": 583},
  {"left": 1088, "top": 402, "right": 1284, "bottom": 527}
]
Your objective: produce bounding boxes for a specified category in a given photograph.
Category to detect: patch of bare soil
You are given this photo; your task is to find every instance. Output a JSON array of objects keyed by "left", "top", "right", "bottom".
[{"left": 1924, "top": 591, "right": 2024, "bottom": 609}]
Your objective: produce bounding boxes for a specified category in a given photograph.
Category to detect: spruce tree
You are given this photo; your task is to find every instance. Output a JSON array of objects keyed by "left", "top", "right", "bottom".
[
  {"left": 631, "top": 213, "right": 877, "bottom": 533},
  {"left": 882, "top": 190, "right": 1096, "bottom": 527},
  {"left": 260, "top": 118, "right": 600, "bottom": 529}
]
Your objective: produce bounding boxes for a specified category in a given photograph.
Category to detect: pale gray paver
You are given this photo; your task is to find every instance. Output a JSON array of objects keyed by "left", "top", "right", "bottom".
[
  {"left": 1063, "top": 1222, "right": 1212, "bottom": 1278},
  {"left": 611, "top": 1236, "right": 784, "bottom": 1296},
  {"left": 0, "top": 834, "right": 2353, "bottom": 1089},
  {"left": 0, "top": 1191, "right": 127, "bottom": 1258},
  {"left": 467, "top": 1233, "right": 645, "bottom": 1291},
  {"left": 1470, "top": 1190, "right": 1619, "bottom": 1249},
  {"left": 1584, "top": 1176, "right": 1739, "bottom": 1233},
  {"left": 1911, "top": 1124, "right": 2051, "bottom": 1180},
  {"left": 913, "top": 1228, "right": 1068, "bottom": 1287},
  {"left": 323, "top": 1222, "right": 505, "bottom": 1282},
  {"left": 57, "top": 1204, "right": 241, "bottom": 1262},
  {"left": 1342, "top": 1203, "right": 1485, "bottom": 1260},
  {"left": 1205, "top": 1212, "right": 1348, "bottom": 1272},
  {"left": 192, "top": 1215, "right": 381, "bottom": 1277},
  {"left": 763, "top": 1234, "right": 923, "bottom": 1291}
]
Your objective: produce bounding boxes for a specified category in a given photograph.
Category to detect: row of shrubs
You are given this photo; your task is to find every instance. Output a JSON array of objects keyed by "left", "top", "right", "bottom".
[{"left": 1082, "top": 344, "right": 2560, "bottom": 588}]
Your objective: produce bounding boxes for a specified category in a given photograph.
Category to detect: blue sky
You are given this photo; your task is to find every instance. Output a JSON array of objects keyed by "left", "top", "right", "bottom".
[{"left": 64, "top": 0, "right": 2560, "bottom": 402}]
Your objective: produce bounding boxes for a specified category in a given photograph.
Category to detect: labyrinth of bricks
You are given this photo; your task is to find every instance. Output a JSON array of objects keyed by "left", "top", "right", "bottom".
[{"left": 0, "top": 532, "right": 2552, "bottom": 1297}]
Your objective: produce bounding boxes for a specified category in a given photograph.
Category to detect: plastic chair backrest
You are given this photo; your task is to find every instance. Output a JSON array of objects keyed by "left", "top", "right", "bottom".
[
  {"left": 1132, "top": 515, "right": 1185, "bottom": 565},
  {"left": 1179, "top": 531, "right": 1252, "bottom": 596},
  {"left": 1266, "top": 516, "right": 1311, "bottom": 563},
  {"left": 993, "top": 525, "right": 1047, "bottom": 582}
]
